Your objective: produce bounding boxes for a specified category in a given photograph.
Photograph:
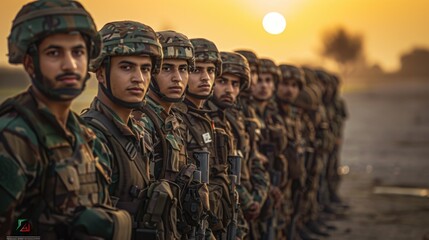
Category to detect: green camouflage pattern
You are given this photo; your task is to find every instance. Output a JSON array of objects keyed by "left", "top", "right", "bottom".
[
  {"left": 259, "top": 58, "right": 281, "bottom": 83},
  {"left": 220, "top": 51, "right": 251, "bottom": 91},
  {"left": 157, "top": 30, "right": 194, "bottom": 67},
  {"left": 190, "top": 38, "right": 222, "bottom": 76},
  {"left": 314, "top": 69, "right": 333, "bottom": 84},
  {"left": 137, "top": 96, "right": 188, "bottom": 180},
  {"left": 8, "top": 0, "right": 101, "bottom": 64},
  {"left": 0, "top": 90, "right": 113, "bottom": 237},
  {"left": 279, "top": 64, "right": 305, "bottom": 89},
  {"left": 90, "top": 21, "right": 163, "bottom": 72},
  {"left": 234, "top": 50, "right": 260, "bottom": 73},
  {"left": 302, "top": 66, "right": 318, "bottom": 85}
]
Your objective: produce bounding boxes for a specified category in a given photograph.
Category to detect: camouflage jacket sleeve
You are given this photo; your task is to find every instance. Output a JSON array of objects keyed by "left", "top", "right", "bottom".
[
  {"left": 249, "top": 150, "right": 270, "bottom": 205},
  {"left": 0, "top": 113, "right": 43, "bottom": 234}
]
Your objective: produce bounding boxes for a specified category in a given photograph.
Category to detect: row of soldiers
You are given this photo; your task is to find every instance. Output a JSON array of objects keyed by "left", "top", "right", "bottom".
[{"left": 0, "top": 1, "right": 347, "bottom": 239}]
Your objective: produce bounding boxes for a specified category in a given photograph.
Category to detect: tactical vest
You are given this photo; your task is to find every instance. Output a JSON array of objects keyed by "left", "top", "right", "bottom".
[
  {"left": 137, "top": 106, "right": 188, "bottom": 182},
  {"left": 81, "top": 109, "right": 150, "bottom": 215},
  {"left": 174, "top": 102, "right": 218, "bottom": 166},
  {"left": 0, "top": 92, "right": 130, "bottom": 239}
]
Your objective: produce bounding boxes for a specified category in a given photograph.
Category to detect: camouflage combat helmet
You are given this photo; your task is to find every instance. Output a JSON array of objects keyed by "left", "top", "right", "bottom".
[
  {"left": 234, "top": 50, "right": 260, "bottom": 74},
  {"left": 314, "top": 69, "right": 332, "bottom": 85},
  {"left": 259, "top": 58, "right": 281, "bottom": 83},
  {"left": 157, "top": 30, "right": 194, "bottom": 68},
  {"left": 92, "top": 21, "right": 162, "bottom": 109},
  {"left": 302, "top": 66, "right": 317, "bottom": 85},
  {"left": 293, "top": 86, "right": 319, "bottom": 111},
  {"left": 191, "top": 38, "right": 222, "bottom": 77},
  {"left": 90, "top": 21, "right": 163, "bottom": 73},
  {"left": 8, "top": 0, "right": 101, "bottom": 64},
  {"left": 7, "top": 0, "right": 100, "bottom": 101},
  {"left": 220, "top": 51, "right": 251, "bottom": 91},
  {"left": 279, "top": 64, "right": 305, "bottom": 89},
  {"left": 150, "top": 30, "right": 194, "bottom": 102}
]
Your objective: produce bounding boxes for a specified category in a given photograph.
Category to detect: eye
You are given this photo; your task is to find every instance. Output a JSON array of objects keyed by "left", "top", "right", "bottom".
[
  {"left": 46, "top": 49, "right": 60, "bottom": 57},
  {"left": 120, "top": 64, "right": 133, "bottom": 71},
  {"left": 192, "top": 68, "right": 201, "bottom": 73},
  {"left": 141, "top": 66, "right": 152, "bottom": 73},
  {"left": 207, "top": 68, "right": 216, "bottom": 74},
  {"left": 217, "top": 78, "right": 226, "bottom": 84},
  {"left": 162, "top": 66, "right": 171, "bottom": 72},
  {"left": 232, "top": 81, "right": 240, "bottom": 88},
  {"left": 72, "top": 48, "right": 86, "bottom": 57},
  {"left": 179, "top": 66, "right": 189, "bottom": 72}
]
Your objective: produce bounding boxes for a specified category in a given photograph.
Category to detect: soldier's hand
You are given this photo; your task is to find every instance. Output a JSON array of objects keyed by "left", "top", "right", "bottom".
[{"left": 245, "top": 202, "right": 261, "bottom": 220}]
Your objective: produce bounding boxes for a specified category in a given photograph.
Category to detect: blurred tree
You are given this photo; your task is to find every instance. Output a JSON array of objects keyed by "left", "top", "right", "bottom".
[{"left": 320, "top": 27, "right": 364, "bottom": 76}]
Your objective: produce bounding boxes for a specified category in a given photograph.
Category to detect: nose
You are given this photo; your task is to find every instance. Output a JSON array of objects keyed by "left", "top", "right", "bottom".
[
  {"left": 225, "top": 81, "right": 233, "bottom": 93},
  {"left": 132, "top": 69, "right": 145, "bottom": 84},
  {"left": 172, "top": 68, "right": 183, "bottom": 82},
  {"left": 201, "top": 69, "right": 210, "bottom": 82},
  {"left": 62, "top": 51, "right": 78, "bottom": 71}
]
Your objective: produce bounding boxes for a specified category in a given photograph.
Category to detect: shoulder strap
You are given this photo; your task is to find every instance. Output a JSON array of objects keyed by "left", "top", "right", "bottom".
[
  {"left": 82, "top": 109, "right": 150, "bottom": 185},
  {"left": 136, "top": 107, "right": 168, "bottom": 179}
]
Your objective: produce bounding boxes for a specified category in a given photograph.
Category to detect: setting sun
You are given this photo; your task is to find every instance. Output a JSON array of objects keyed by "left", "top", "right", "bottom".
[{"left": 262, "top": 12, "right": 286, "bottom": 35}]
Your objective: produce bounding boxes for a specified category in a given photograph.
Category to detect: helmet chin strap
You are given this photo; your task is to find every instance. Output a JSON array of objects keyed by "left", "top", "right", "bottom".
[
  {"left": 185, "top": 86, "right": 213, "bottom": 100},
  {"left": 149, "top": 76, "right": 185, "bottom": 103},
  {"left": 29, "top": 45, "right": 88, "bottom": 101},
  {"left": 100, "top": 57, "right": 143, "bottom": 109}
]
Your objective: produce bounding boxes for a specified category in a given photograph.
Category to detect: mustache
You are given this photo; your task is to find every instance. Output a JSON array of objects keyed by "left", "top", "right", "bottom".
[{"left": 55, "top": 72, "right": 82, "bottom": 81}]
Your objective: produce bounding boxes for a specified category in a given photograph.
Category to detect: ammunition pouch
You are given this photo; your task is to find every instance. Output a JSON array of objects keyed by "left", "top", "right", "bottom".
[
  {"left": 182, "top": 182, "right": 207, "bottom": 226},
  {"left": 71, "top": 204, "right": 132, "bottom": 240},
  {"left": 140, "top": 179, "right": 181, "bottom": 240}
]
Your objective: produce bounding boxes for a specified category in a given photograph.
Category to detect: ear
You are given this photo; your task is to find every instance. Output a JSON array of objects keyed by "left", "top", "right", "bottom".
[
  {"left": 23, "top": 54, "right": 35, "bottom": 78},
  {"left": 95, "top": 67, "right": 106, "bottom": 84}
]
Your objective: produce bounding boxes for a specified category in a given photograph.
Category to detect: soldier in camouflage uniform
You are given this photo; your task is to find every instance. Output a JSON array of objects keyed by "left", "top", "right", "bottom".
[
  {"left": 204, "top": 51, "right": 247, "bottom": 239},
  {"left": 291, "top": 66, "right": 332, "bottom": 239},
  {"left": 172, "top": 38, "right": 223, "bottom": 239},
  {"left": 276, "top": 64, "right": 308, "bottom": 240},
  {"left": 234, "top": 50, "right": 270, "bottom": 226},
  {"left": 216, "top": 51, "right": 253, "bottom": 239},
  {"left": 133, "top": 30, "right": 201, "bottom": 239},
  {"left": 313, "top": 69, "right": 340, "bottom": 215},
  {"left": 329, "top": 74, "right": 348, "bottom": 204},
  {"left": 0, "top": 1, "right": 132, "bottom": 239},
  {"left": 81, "top": 21, "right": 174, "bottom": 239},
  {"left": 277, "top": 65, "right": 327, "bottom": 239},
  {"left": 250, "top": 58, "right": 288, "bottom": 240}
]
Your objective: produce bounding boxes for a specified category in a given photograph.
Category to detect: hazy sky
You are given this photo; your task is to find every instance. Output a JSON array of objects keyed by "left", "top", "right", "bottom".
[{"left": 1, "top": 0, "right": 428, "bottom": 71}]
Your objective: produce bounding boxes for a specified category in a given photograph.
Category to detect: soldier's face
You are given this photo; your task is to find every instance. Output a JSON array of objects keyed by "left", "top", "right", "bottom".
[
  {"left": 34, "top": 33, "right": 88, "bottom": 95},
  {"left": 98, "top": 55, "right": 152, "bottom": 103},
  {"left": 188, "top": 62, "right": 216, "bottom": 96},
  {"left": 156, "top": 59, "right": 189, "bottom": 99},
  {"left": 213, "top": 73, "right": 240, "bottom": 105},
  {"left": 250, "top": 68, "right": 259, "bottom": 87},
  {"left": 277, "top": 78, "right": 300, "bottom": 102},
  {"left": 252, "top": 73, "right": 274, "bottom": 100}
]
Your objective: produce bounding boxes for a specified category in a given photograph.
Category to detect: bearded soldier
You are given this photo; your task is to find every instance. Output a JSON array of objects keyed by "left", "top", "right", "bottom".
[
  {"left": 0, "top": 1, "right": 131, "bottom": 238},
  {"left": 204, "top": 50, "right": 248, "bottom": 239},
  {"left": 81, "top": 21, "right": 173, "bottom": 239},
  {"left": 215, "top": 51, "right": 254, "bottom": 239}
]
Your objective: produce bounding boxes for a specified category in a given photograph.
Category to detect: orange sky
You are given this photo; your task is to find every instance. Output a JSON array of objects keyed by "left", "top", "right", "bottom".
[{"left": 1, "top": 0, "right": 429, "bottom": 72}]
